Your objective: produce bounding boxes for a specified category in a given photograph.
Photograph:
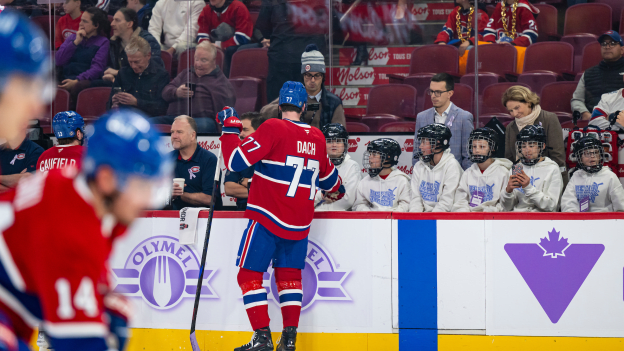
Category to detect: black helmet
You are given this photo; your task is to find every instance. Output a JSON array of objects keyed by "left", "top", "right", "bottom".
[
  {"left": 516, "top": 125, "right": 547, "bottom": 166},
  {"left": 363, "top": 138, "right": 401, "bottom": 178},
  {"left": 415, "top": 123, "right": 452, "bottom": 163},
  {"left": 468, "top": 127, "right": 498, "bottom": 164},
  {"left": 321, "top": 123, "right": 349, "bottom": 166},
  {"left": 573, "top": 136, "right": 604, "bottom": 174}
]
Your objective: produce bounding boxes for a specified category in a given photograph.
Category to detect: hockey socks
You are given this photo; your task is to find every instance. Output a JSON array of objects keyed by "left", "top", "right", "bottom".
[
  {"left": 274, "top": 268, "right": 303, "bottom": 328},
  {"left": 238, "top": 268, "right": 270, "bottom": 331}
]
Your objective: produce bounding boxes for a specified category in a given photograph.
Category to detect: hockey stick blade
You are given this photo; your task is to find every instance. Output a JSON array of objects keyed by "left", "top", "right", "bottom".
[{"left": 190, "top": 331, "right": 201, "bottom": 351}]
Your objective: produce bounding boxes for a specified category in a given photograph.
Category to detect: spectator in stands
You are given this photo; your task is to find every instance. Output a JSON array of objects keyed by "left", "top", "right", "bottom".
[
  {"left": 562, "top": 136, "right": 624, "bottom": 212},
  {"left": 410, "top": 124, "right": 463, "bottom": 212},
  {"left": 452, "top": 128, "right": 512, "bottom": 212},
  {"left": 261, "top": 44, "right": 345, "bottom": 129},
  {"left": 572, "top": 31, "right": 624, "bottom": 120},
  {"left": 55, "top": 0, "right": 82, "bottom": 49},
  {"left": 224, "top": 112, "right": 265, "bottom": 210},
  {"left": 500, "top": 125, "right": 562, "bottom": 212},
  {"left": 315, "top": 123, "right": 361, "bottom": 211},
  {"left": 55, "top": 7, "right": 110, "bottom": 108},
  {"left": 148, "top": 0, "right": 204, "bottom": 56},
  {"left": 197, "top": 0, "right": 253, "bottom": 77},
  {"left": 353, "top": 138, "right": 411, "bottom": 212},
  {"left": 102, "top": 8, "right": 163, "bottom": 85},
  {"left": 154, "top": 41, "right": 236, "bottom": 132},
  {"left": 483, "top": 0, "right": 538, "bottom": 47},
  {"left": 588, "top": 72, "right": 624, "bottom": 130},
  {"left": 502, "top": 86, "right": 567, "bottom": 182},
  {"left": 255, "top": 0, "right": 327, "bottom": 102},
  {"left": 435, "top": 0, "right": 489, "bottom": 56},
  {"left": 171, "top": 115, "right": 218, "bottom": 210},
  {"left": 413, "top": 73, "right": 473, "bottom": 170},
  {"left": 107, "top": 36, "right": 169, "bottom": 116},
  {"left": 125, "top": 0, "right": 153, "bottom": 31},
  {"left": 0, "top": 130, "right": 44, "bottom": 192}
]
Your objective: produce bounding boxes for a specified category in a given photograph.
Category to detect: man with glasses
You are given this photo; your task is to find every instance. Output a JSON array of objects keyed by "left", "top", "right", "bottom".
[
  {"left": 413, "top": 73, "right": 474, "bottom": 169},
  {"left": 260, "top": 44, "right": 345, "bottom": 129},
  {"left": 572, "top": 31, "right": 624, "bottom": 120}
]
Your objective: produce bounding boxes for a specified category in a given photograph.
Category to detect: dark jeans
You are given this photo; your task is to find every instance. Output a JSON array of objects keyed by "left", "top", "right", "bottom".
[
  {"left": 267, "top": 60, "right": 302, "bottom": 102},
  {"left": 149, "top": 115, "right": 219, "bottom": 133}
]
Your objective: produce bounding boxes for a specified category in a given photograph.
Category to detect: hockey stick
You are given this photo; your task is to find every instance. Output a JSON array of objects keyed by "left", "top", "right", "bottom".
[{"left": 190, "top": 147, "right": 222, "bottom": 351}]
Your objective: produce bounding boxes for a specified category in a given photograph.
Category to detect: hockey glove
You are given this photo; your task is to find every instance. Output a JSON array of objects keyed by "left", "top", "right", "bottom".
[
  {"left": 216, "top": 106, "right": 242, "bottom": 134},
  {"left": 324, "top": 184, "right": 346, "bottom": 201}
]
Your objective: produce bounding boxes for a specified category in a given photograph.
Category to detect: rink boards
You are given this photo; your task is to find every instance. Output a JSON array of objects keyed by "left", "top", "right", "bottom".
[{"left": 112, "top": 212, "right": 624, "bottom": 350}]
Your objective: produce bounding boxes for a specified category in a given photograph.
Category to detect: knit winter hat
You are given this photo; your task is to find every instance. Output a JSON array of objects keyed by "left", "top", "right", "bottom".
[{"left": 301, "top": 44, "right": 325, "bottom": 74}]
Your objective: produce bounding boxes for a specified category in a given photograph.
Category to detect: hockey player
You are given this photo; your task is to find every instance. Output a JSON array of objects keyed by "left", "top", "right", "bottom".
[
  {"left": 410, "top": 124, "right": 464, "bottom": 212},
  {"left": 435, "top": 0, "right": 489, "bottom": 54},
  {"left": 352, "top": 138, "right": 411, "bottom": 212},
  {"left": 500, "top": 125, "right": 563, "bottom": 212},
  {"left": 452, "top": 127, "right": 512, "bottom": 212},
  {"left": 37, "top": 111, "right": 85, "bottom": 172},
  {"left": 0, "top": 11, "right": 53, "bottom": 143},
  {"left": 0, "top": 109, "right": 172, "bottom": 351},
  {"left": 562, "top": 136, "right": 624, "bottom": 212},
  {"left": 216, "top": 81, "right": 344, "bottom": 351},
  {"left": 483, "top": 0, "right": 539, "bottom": 47},
  {"left": 314, "top": 123, "right": 361, "bottom": 211}
]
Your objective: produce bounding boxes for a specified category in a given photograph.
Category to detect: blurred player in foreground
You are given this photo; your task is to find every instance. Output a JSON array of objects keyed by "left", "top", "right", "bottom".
[
  {"left": 0, "top": 109, "right": 172, "bottom": 351},
  {"left": 216, "top": 81, "right": 344, "bottom": 351}
]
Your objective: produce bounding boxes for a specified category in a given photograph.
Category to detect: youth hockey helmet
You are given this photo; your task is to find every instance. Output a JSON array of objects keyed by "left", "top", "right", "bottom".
[
  {"left": 82, "top": 109, "right": 174, "bottom": 206},
  {"left": 415, "top": 123, "right": 452, "bottom": 163},
  {"left": 321, "top": 123, "right": 349, "bottom": 166},
  {"left": 468, "top": 127, "right": 498, "bottom": 164},
  {"left": 52, "top": 111, "right": 85, "bottom": 141},
  {"left": 573, "top": 136, "right": 604, "bottom": 174},
  {"left": 363, "top": 138, "right": 401, "bottom": 178},
  {"left": 516, "top": 125, "right": 547, "bottom": 166},
  {"left": 278, "top": 81, "right": 308, "bottom": 110}
]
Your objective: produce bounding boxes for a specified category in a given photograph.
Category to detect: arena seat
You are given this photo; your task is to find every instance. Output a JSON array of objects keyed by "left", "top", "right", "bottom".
[
  {"left": 361, "top": 114, "right": 404, "bottom": 133},
  {"left": 460, "top": 72, "right": 500, "bottom": 97},
  {"left": 561, "top": 34, "right": 599, "bottom": 72},
  {"left": 346, "top": 122, "right": 370, "bottom": 133},
  {"left": 521, "top": 42, "right": 574, "bottom": 77},
  {"left": 40, "top": 89, "right": 71, "bottom": 134},
  {"left": 76, "top": 87, "right": 111, "bottom": 119},
  {"left": 564, "top": 3, "right": 612, "bottom": 36},
  {"left": 517, "top": 72, "right": 558, "bottom": 95},
  {"left": 534, "top": 4, "right": 559, "bottom": 41},
  {"left": 540, "top": 81, "right": 578, "bottom": 115},
  {"left": 379, "top": 122, "right": 416, "bottom": 133},
  {"left": 466, "top": 44, "right": 517, "bottom": 76},
  {"left": 481, "top": 83, "right": 530, "bottom": 115},
  {"left": 580, "top": 42, "right": 602, "bottom": 73},
  {"left": 424, "top": 83, "right": 474, "bottom": 116},
  {"left": 621, "top": 9, "right": 624, "bottom": 34},
  {"left": 230, "top": 48, "right": 269, "bottom": 106},
  {"left": 161, "top": 51, "right": 173, "bottom": 78},
  {"left": 366, "top": 85, "right": 417, "bottom": 120},
  {"left": 229, "top": 78, "right": 261, "bottom": 114},
  {"left": 595, "top": 0, "right": 623, "bottom": 31},
  {"left": 388, "top": 45, "right": 459, "bottom": 84}
]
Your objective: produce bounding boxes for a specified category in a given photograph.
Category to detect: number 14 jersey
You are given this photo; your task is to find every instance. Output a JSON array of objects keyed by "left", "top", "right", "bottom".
[{"left": 220, "top": 118, "right": 342, "bottom": 240}]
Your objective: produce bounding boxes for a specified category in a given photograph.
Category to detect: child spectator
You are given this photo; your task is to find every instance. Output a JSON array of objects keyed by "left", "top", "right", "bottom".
[
  {"left": 410, "top": 123, "right": 463, "bottom": 212},
  {"left": 435, "top": 0, "right": 489, "bottom": 56},
  {"left": 315, "top": 123, "right": 361, "bottom": 211},
  {"left": 483, "top": 0, "right": 538, "bottom": 47},
  {"left": 55, "top": 0, "right": 82, "bottom": 49},
  {"left": 500, "top": 125, "right": 563, "bottom": 212},
  {"left": 453, "top": 127, "right": 512, "bottom": 212},
  {"left": 562, "top": 136, "right": 624, "bottom": 212},
  {"left": 353, "top": 138, "right": 410, "bottom": 212}
]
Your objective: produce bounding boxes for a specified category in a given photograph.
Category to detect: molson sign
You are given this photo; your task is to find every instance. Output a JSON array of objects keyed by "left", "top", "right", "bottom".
[
  {"left": 327, "top": 87, "right": 371, "bottom": 106},
  {"left": 338, "top": 47, "right": 413, "bottom": 66},
  {"left": 329, "top": 66, "right": 409, "bottom": 86}
]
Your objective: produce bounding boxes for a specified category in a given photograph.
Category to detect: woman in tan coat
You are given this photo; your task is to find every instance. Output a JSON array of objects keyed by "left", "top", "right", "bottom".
[{"left": 502, "top": 86, "right": 568, "bottom": 183}]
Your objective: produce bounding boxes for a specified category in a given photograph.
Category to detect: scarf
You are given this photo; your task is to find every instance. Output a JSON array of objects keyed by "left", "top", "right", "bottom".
[{"left": 514, "top": 104, "right": 541, "bottom": 131}]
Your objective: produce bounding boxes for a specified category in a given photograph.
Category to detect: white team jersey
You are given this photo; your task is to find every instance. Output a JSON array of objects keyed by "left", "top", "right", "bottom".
[
  {"left": 353, "top": 168, "right": 411, "bottom": 212},
  {"left": 452, "top": 158, "right": 513, "bottom": 212},
  {"left": 499, "top": 157, "right": 563, "bottom": 212},
  {"left": 409, "top": 148, "right": 464, "bottom": 212},
  {"left": 589, "top": 88, "right": 624, "bottom": 130},
  {"left": 561, "top": 166, "right": 624, "bottom": 212},
  {"left": 314, "top": 154, "right": 362, "bottom": 211}
]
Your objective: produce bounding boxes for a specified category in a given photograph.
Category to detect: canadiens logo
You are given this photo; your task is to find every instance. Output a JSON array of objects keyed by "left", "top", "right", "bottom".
[
  {"left": 259, "top": 240, "right": 350, "bottom": 311},
  {"left": 9, "top": 153, "right": 25, "bottom": 165},
  {"left": 348, "top": 138, "right": 359, "bottom": 152},
  {"left": 112, "top": 235, "right": 217, "bottom": 310},
  {"left": 189, "top": 166, "right": 200, "bottom": 179},
  {"left": 305, "top": 64, "right": 311, "bottom": 72}
]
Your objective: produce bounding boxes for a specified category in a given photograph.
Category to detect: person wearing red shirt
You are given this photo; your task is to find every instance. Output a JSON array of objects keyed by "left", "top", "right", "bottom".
[
  {"left": 435, "top": 0, "right": 489, "bottom": 55},
  {"left": 484, "top": 0, "right": 539, "bottom": 47},
  {"left": 55, "top": 0, "right": 82, "bottom": 49},
  {"left": 37, "top": 111, "right": 85, "bottom": 172}
]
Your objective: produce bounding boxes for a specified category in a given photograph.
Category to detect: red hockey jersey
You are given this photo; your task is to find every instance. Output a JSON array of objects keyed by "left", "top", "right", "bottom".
[
  {"left": 220, "top": 118, "right": 342, "bottom": 240},
  {"left": 37, "top": 144, "right": 84, "bottom": 172},
  {"left": 54, "top": 12, "right": 82, "bottom": 49},
  {"left": 0, "top": 168, "right": 126, "bottom": 350},
  {"left": 435, "top": 6, "right": 489, "bottom": 45},
  {"left": 484, "top": 0, "right": 539, "bottom": 47},
  {"left": 197, "top": 0, "right": 253, "bottom": 49}
]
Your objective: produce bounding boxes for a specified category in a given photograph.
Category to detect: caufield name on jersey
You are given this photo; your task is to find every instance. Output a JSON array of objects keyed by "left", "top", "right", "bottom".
[
  {"left": 297, "top": 141, "right": 316, "bottom": 156},
  {"left": 39, "top": 157, "right": 77, "bottom": 172}
]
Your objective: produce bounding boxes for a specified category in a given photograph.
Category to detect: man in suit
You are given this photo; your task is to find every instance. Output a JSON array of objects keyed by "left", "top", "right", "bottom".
[{"left": 413, "top": 73, "right": 474, "bottom": 169}]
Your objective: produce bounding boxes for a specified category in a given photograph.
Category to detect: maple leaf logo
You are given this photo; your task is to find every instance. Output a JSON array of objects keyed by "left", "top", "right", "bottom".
[{"left": 538, "top": 228, "right": 570, "bottom": 258}]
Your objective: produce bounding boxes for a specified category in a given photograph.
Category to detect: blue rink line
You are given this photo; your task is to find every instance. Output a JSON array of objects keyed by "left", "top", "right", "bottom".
[{"left": 398, "top": 220, "right": 437, "bottom": 351}]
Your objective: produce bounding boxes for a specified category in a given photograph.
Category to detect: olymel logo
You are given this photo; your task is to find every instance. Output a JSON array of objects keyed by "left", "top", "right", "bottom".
[
  {"left": 261, "top": 240, "right": 350, "bottom": 311},
  {"left": 505, "top": 228, "right": 604, "bottom": 323},
  {"left": 113, "top": 235, "right": 217, "bottom": 310}
]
